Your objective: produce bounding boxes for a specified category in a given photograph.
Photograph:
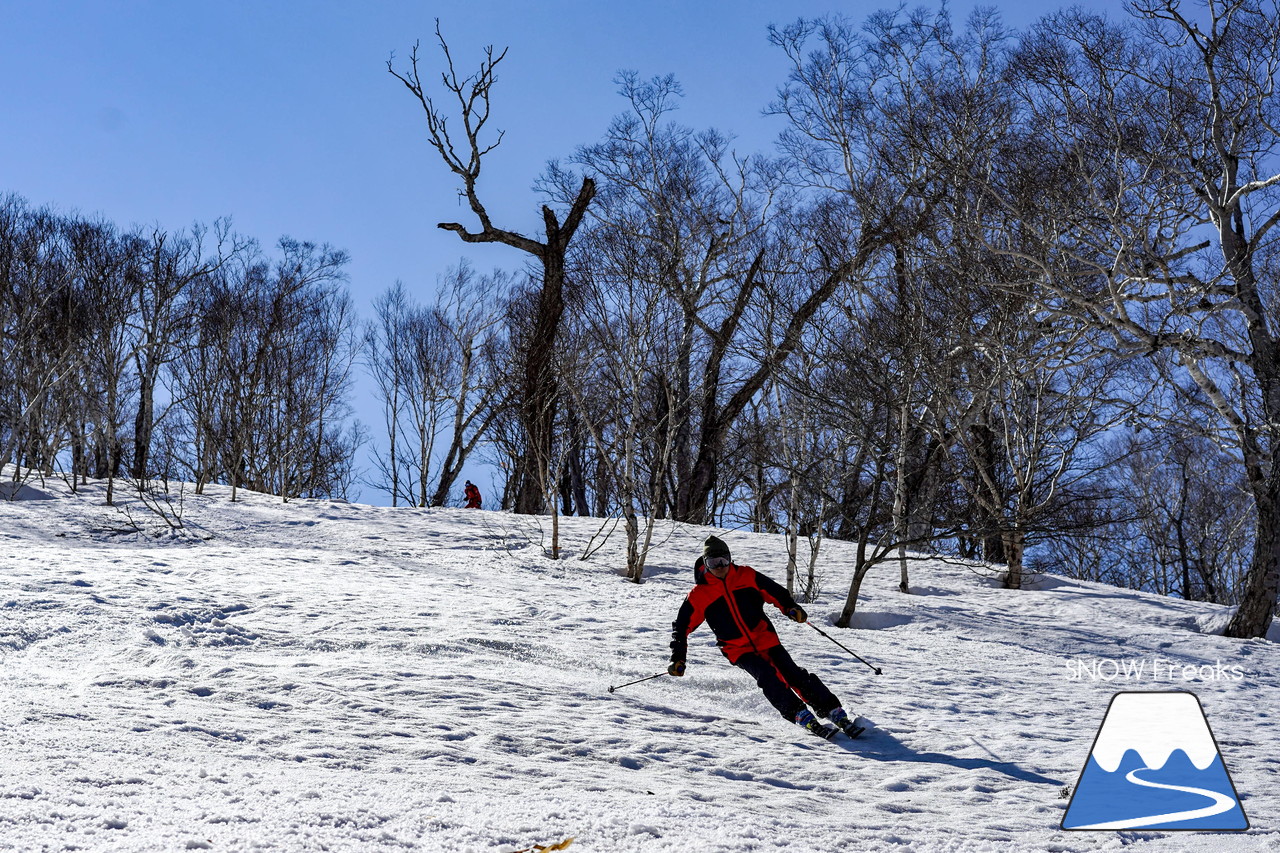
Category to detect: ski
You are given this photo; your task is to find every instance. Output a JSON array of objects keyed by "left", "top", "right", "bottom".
[
  {"left": 798, "top": 710, "right": 872, "bottom": 741},
  {"left": 828, "top": 710, "right": 871, "bottom": 740},
  {"left": 837, "top": 721, "right": 866, "bottom": 739},
  {"left": 803, "top": 721, "right": 839, "bottom": 740},
  {"left": 819, "top": 722, "right": 866, "bottom": 740},
  {"left": 824, "top": 716, "right": 872, "bottom": 742}
]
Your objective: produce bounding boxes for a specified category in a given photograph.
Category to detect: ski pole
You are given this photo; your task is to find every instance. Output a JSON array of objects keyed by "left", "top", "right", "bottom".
[
  {"left": 607, "top": 672, "right": 668, "bottom": 693},
  {"left": 808, "top": 623, "right": 883, "bottom": 675}
]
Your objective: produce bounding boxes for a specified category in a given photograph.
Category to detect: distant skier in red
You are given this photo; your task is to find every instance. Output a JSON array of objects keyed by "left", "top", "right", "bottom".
[
  {"left": 463, "top": 481, "right": 482, "bottom": 509},
  {"left": 669, "top": 535, "right": 863, "bottom": 740}
]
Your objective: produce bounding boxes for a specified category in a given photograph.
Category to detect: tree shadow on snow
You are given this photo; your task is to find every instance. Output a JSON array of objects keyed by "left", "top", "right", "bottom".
[{"left": 841, "top": 728, "right": 1062, "bottom": 787}]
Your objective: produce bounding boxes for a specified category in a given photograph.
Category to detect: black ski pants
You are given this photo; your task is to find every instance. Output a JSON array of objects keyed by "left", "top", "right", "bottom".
[{"left": 734, "top": 644, "right": 841, "bottom": 721}]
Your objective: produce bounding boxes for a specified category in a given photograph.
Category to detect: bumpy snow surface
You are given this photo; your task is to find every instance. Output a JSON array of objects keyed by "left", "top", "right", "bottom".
[{"left": 2, "top": 477, "right": 1278, "bottom": 852}]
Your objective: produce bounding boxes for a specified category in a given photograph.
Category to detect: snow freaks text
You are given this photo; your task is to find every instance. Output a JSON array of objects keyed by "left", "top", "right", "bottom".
[{"left": 1064, "top": 658, "right": 1246, "bottom": 683}]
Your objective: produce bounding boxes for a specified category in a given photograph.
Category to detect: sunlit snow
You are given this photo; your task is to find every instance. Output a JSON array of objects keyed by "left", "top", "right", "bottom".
[{"left": 2, "top": 475, "right": 1278, "bottom": 851}]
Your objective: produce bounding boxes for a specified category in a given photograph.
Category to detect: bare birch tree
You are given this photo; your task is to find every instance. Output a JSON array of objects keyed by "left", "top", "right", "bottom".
[
  {"left": 560, "top": 217, "right": 683, "bottom": 582},
  {"left": 989, "top": 0, "right": 1280, "bottom": 634},
  {"left": 130, "top": 222, "right": 238, "bottom": 482}
]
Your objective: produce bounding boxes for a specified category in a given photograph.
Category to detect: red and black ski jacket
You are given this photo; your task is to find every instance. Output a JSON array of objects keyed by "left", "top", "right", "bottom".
[{"left": 670, "top": 563, "right": 798, "bottom": 665}]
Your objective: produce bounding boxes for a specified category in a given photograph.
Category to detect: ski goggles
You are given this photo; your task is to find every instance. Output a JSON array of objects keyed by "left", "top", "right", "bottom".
[{"left": 705, "top": 556, "right": 731, "bottom": 570}]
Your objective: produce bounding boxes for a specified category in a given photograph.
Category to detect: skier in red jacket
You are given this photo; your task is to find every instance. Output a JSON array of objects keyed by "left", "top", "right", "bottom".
[
  {"left": 669, "top": 535, "right": 863, "bottom": 739},
  {"left": 463, "top": 481, "right": 482, "bottom": 509}
]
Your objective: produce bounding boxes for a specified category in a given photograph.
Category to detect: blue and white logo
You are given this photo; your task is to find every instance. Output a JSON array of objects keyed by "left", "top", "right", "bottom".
[{"left": 1062, "top": 691, "right": 1248, "bottom": 831}]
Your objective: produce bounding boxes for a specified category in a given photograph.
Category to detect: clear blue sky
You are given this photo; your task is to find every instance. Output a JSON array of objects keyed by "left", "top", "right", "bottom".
[{"left": 0, "top": 0, "right": 1112, "bottom": 502}]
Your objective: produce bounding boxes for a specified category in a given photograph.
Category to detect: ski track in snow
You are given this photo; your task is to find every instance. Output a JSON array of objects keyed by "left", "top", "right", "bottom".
[
  {"left": 1071, "top": 767, "right": 1238, "bottom": 830},
  {"left": 2, "top": 477, "right": 1278, "bottom": 852}
]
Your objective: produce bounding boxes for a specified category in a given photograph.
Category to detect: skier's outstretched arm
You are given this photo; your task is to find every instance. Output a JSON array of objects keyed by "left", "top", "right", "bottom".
[
  {"left": 752, "top": 569, "right": 807, "bottom": 623},
  {"left": 668, "top": 598, "right": 702, "bottom": 675}
]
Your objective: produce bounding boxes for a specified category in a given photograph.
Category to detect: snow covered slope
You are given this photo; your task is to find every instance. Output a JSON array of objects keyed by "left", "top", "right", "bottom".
[{"left": 2, "top": 477, "right": 1278, "bottom": 852}]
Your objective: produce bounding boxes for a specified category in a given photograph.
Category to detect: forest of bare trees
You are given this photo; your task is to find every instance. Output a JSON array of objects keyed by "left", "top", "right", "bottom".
[
  {"left": 0, "top": 196, "right": 361, "bottom": 507},
  {"left": 4, "top": 0, "right": 1278, "bottom": 636}
]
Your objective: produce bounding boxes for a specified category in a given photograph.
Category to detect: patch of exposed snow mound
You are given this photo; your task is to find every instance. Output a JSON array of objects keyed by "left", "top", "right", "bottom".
[
  {"left": 842, "top": 611, "right": 913, "bottom": 630},
  {"left": 1196, "top": 611, "right": 1235, "bottom": 636}
]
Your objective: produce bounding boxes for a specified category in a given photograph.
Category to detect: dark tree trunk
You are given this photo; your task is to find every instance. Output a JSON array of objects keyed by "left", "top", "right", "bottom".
[
  {"left": 132, "top": 371, "right": 155, "bottom": 480},
  {"left": 566, "top": 412, "right": 589, "bottom": 516},
  {"left": 389, "top": 36, "right": 595, "bottom": 516},
  {"left": 969, "top": 419, "right": 1006, "bottom": 564},
  {"left": 559, "top": 465, "right": 574, "bottom": 516},
  {"left": 1226, "top": 487, "right": 1280, "bottom": 638},
  {"left": 593, "top": 450, "right": 610, "bottom": 517},
  {"left": 1226, "top": 438, "right": 1280, "bottom": 637},
  {"left": 513, "top": 246, "right": 567, "bottom": 513},
  {"left": 1219, "top": 225, "right": 1280, "bottom": 638},
  {"left": 438, "top": 188, "right": 595, "bottom": 515}
]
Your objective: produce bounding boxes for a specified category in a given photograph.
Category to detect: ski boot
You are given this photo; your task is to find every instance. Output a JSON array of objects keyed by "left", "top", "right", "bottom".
[
  {"left": 827, "top": 707, "right": 866, "bottom": 739},
  {"left": 795, "top": 708, "right": 837, "bottom": 740}
]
